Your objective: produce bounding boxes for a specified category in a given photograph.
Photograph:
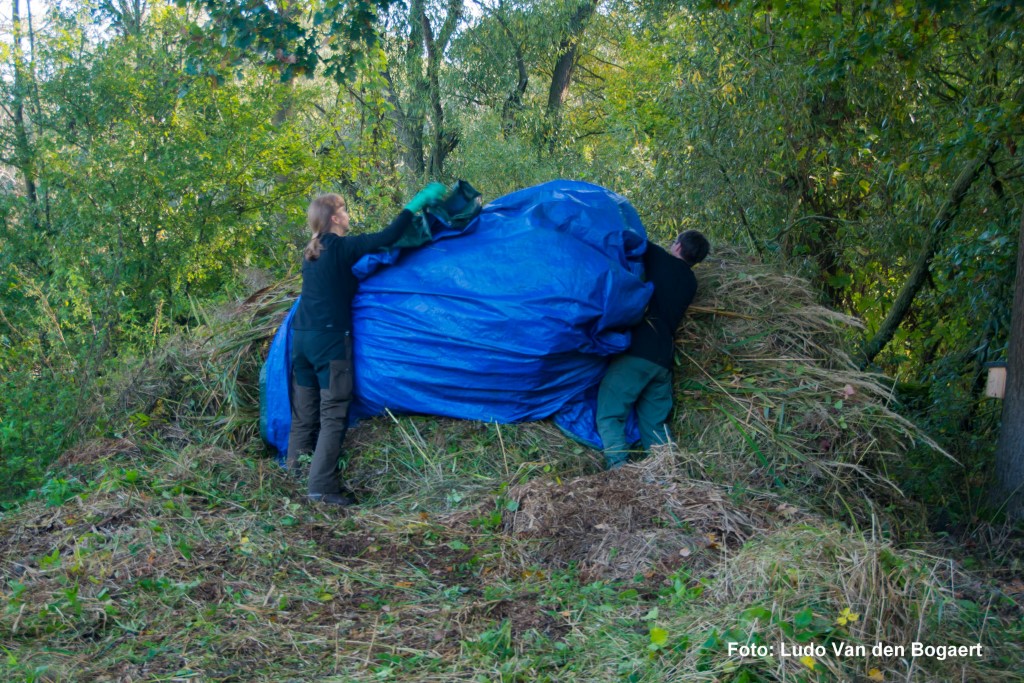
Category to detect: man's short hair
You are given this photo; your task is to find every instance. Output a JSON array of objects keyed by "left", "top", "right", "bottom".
[{"left": 674, "top": 230, "right": 710, "bottom": 265}]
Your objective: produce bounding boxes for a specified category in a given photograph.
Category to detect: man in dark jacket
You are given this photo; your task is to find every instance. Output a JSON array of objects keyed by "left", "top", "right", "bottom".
[{"left": 596, "top": 230, "right": 710, "bottom": 469}]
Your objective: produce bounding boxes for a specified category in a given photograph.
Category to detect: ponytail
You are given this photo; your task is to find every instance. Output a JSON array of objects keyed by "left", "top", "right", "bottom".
[
  {"left": 304, "top": 193, "right": 346, "bottom": 261},
  {"left": 303, "top": 234, "right": 322, "bottom": 261}
]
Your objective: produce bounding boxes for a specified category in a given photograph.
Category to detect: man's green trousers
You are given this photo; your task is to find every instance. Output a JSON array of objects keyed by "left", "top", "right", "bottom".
[{"left": 596, "top": 354, "right": 675, "bottom": 468}]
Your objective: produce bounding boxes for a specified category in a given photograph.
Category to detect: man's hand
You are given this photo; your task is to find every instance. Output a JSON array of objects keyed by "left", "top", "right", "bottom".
[{"left": 404, "top": 182, "right": 447, "bottom": 213}]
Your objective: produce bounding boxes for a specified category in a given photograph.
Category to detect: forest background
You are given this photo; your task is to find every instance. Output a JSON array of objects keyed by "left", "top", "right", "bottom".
[{"left": 1, "top": 0, "right": 1022, "bottom": 524}]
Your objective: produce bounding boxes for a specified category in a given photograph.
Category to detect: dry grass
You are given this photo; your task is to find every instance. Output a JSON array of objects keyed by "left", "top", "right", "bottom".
[{"left": 672, "top": 248, "right": 948, "bottom": 526}]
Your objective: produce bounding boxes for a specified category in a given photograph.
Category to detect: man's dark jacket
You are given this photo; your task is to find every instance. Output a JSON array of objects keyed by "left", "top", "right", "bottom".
[{"left": 628, "top": 243, "right": 698, "bottom": 369}]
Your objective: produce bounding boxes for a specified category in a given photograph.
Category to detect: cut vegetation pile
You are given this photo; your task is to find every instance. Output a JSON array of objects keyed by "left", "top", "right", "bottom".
[
  {"left": 2, "top": 250, "right": 1020, "bottom": 681},
  {"left": 496, "top": 449, "right": 784, "bottom": 581},
  {"left": 675, "top": 247, "right": 946, "bottom": 524}
]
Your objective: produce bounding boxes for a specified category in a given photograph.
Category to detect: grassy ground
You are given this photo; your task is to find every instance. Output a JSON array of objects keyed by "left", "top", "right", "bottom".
[
  {"left": 2, "top": 437, "right": 1020, "bottom": 682},
  {"left": 2, "top": 250, "right": 1022, "bottom": 682}
]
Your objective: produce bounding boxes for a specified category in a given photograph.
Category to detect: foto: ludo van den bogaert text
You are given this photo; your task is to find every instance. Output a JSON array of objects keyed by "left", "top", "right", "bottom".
[{"left": 728, "top": 641, "right": 984, "bottom": 661}]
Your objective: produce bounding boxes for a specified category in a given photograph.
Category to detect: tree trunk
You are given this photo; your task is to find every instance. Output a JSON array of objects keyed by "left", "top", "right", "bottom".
[
  {"left": 991, "top": 210, "right": 1024, "bottom": 520},
  {"left": 387, "top": 81, "right": 428, "bottom": 178},
  {"left": 812, "top": 214, "right": 844, "bottom": 309},
  {"left": 11, "top": 0, "right": 41, "bottom": 231},
  {"left": 383, "top": 0, "right": 461, "bottom": 178},
  {"left": 382, "top": 68, "right": 427, "bottom": 177},
  {"left": 501, "top": 36, "right": 528, "bottom": 136},
  {"left": 106, "top": 0, "right": 148, "bottom": 36},
  {"left": 423, "top": 0, "right": 463, "bottom": 177},
  {"left": 24, "top": 0, "right": 52, "bottom": 230},
  {"left": 479, "top": 2, "right": 528, "bottom": 136},
  {"left": 860, "top": 147, "right": 995, "bottom": 367},
  {"left": 392, "top": 0, "right": 429, "bottom": 177},
  {"left": 544, "top": 0, "right": 598, "bottom": 145},
  {"left": 270, "top": 3, "right": 299, "bottom": 128},
  {"left": 546, "top": 0, "right": 597, "bottom": 114}
]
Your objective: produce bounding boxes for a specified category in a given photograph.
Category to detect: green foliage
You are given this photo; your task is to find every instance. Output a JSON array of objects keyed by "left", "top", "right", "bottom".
[
  {"left": 446, "top": 113, "right": 567, "bottom": 196},
  {"left": 33, "top": 22, "right": 311, "bottom": 324},
  {"left": 0, "top": 364, "right": 81, "bottom": 503},
  {"left": 0, "top": 3, "right": 413, "bottom": 496},
  {"left": 179, "top": 0, "right": 393, "bottom": 83},
  {"left": 562, "top": 0, "right": 1024, "bottom": 519}
]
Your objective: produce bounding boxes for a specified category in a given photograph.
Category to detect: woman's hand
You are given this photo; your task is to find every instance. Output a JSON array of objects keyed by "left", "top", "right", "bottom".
[{"left": 404, "top": 182, "right": 447, "bottom": 213}]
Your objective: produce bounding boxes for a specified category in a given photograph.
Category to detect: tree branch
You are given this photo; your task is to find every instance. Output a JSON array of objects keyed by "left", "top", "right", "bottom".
[{"left": 860, "top": 144, "right": 997, "bottom": 367}]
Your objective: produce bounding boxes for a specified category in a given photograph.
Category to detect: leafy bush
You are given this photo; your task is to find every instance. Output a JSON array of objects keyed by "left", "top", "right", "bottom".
[{"left": 0, "top": 365, "right": 81, "bottom": 502}]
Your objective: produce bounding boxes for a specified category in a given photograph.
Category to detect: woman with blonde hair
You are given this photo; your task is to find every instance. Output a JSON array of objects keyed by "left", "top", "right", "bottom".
[{"left": 289, "top": 183, "right": 446, "bottom": 505}]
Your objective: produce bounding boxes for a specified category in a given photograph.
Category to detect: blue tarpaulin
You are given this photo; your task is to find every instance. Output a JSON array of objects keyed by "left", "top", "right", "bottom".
[
  {"left": 259, "top": 301, "right": 297, "bottom": 462},
  {"left": 261, "top": 180, "right": 651, "bottom": 459}
]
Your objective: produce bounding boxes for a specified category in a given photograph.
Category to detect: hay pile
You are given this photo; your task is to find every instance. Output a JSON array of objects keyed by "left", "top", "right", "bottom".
[
  {"left": 671, "top": 247, "right": 945, "bottom": 523},
  {"left": 100, "top": 247, "right": 945, "bottom": 526},
  {"left": 498, "top": 446, "right": 793, "bottom": 580},
  {"left": 98, "top": 277, "right": 301, "bottom": 453}
]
